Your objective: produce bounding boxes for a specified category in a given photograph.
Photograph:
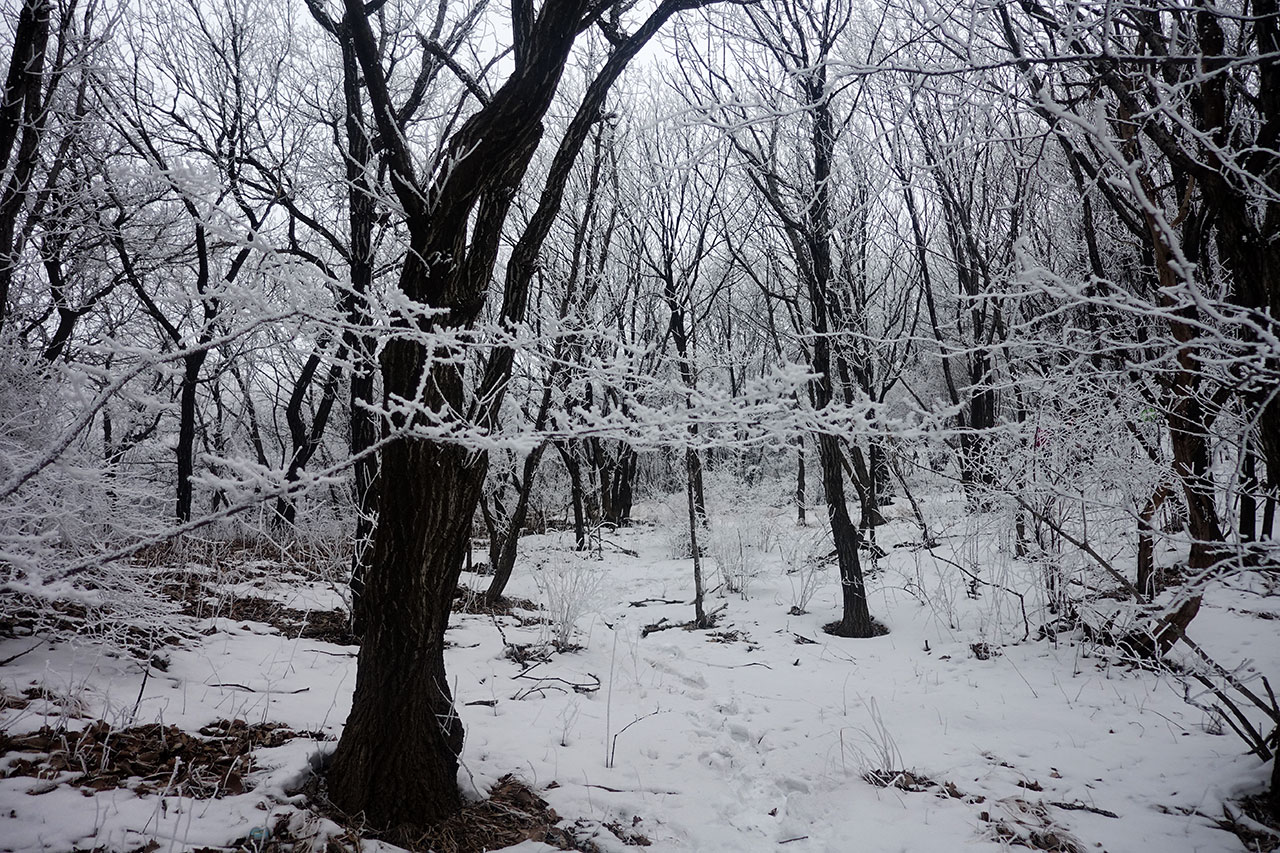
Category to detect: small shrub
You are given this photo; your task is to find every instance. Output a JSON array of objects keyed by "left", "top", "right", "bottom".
[{"left": 534, "top": 557, "right": 605, "bottom": 649}]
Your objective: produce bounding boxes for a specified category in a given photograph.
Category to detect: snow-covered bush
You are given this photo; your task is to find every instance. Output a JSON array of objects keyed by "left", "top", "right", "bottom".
[
  {"left": 535, "top": 556, "right": 606, "bottom": 649},
  {"left": 708, "top": 523, "right": 762, "bottom": 599},
  {"left": 777, "top": 527, "right": 830, "bottom": 615}
]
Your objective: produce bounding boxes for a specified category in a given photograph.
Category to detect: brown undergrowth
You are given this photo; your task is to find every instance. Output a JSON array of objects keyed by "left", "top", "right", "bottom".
[
  {"left": 298, "top": 774, "right": 648, "bottom": 853},
  {"left": 0, "top": 718, "right": 327, "bottom": 798}
]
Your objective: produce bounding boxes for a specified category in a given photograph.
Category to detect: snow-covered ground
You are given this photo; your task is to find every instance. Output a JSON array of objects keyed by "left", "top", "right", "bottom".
[{"left": 1, "top": 496, "right": 1275, "bottom": 852}]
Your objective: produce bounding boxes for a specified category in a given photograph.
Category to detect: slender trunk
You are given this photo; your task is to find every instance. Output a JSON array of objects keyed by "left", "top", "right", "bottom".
[
  {"left": 603, "top": 443, "right": 637, "bottom": 526},
  {"left": 557, "top": 441, "right": 588, "bottom": 550},
  {"left": 687, "top": 448, "right": 707, "bottom": 628},
  {"left": 1168, "top": 396, "right": 1226, "bottom": 571},
  {"left": 818, "top": 432, "right": 875, "bottom": 637},
  {"left": 796, "top": 437, "right": 806, "bottom": 526},
  {"left": 1239, "top": 442, "right": 1258, "bottom": 544},
  {"left": 664, "top": 276, "right": 706, "bottom": 520},
  {"left": 1264, "top": 485, "right": 1276, "bottom": 541},
  {"left": 277, "top": 342, "right": 343, "bottom": 526},
  {"left": 174, "top": 352, "right": 205, "bottom": 523},
  {"left": 1138, "top": 483, "right": 1173, "bottom": 596},
  {"left": 802, "top": 71, "right": 875, "bottom": 637},
  {"left": 485, "top": 445, "right": 547, "bottom": 604},
  {"left": 334, "top": 20, "right": 380, "bottom": 638}
]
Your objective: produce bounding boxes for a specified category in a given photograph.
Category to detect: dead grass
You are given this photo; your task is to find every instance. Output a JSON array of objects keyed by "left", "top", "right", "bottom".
[
  {"left": 300, "top": 774, "right": 605, "bottom": 853},
  {"left": 0, "top": 718, "right": 327, "bottom": 798}
]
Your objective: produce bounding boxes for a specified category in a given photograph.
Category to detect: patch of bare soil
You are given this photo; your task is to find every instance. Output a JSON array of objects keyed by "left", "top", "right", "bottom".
[
  {"left": 821, "top": 618, "right": 890, "bottom": 638},
  {"left": 300, "top": 774, "right": 606, "bottom": 853},
  {"left": 0, "top": 718, "right": 326, "bottom": 798},
  {"left": 452, "top": 590, "right": 540, "bottom": 619},
  {"left": 164, "top": 586, "right": 357, "bottom": 646}
]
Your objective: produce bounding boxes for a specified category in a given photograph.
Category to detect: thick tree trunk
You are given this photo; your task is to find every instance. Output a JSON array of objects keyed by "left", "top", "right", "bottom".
[
  {"left": 0, "top": 0, "right": 52, "bottom": 333},
  {"left": 327, "top": 0, "right": 712, "bottom": 829},
  {"left": 325, "top": 436, "right": 482, "bottom": 828}
]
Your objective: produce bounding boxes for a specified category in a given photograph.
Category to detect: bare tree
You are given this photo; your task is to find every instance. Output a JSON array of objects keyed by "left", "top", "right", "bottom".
[{"left": 319, "top": 0, "right": 729, "bottom": 828}]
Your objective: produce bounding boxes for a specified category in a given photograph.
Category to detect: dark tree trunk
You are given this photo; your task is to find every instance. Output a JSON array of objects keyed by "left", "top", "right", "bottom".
[
  {"left": 818, "top": 432, "right": 875, "bottom": 637},
  {"left": 687, "top": 448, "right": 708, "bottom": 628},
  {"left": 321, "top": 15, "right": 381, "bottom": 637},
  {"left": 796, "top": 437, "right": 806, "bottom": 526},
  {"left": 663, "top": 274, "right": 706, "bottom": 520},
  {"left": 276, "top": 341, "right": 343, "bottom": 526},
  {"left": 1169, "top": 403, "right": 1226, "bottom": 571},
  {"left": 556, "top": 441, "right": 589, "bottom": 550},
  {"left": 0, "top": 0, "right": 51, "bottom": 333},
  {"left": 485, "top": 445, "right": 547, "bottom": 604},
  {"left": 803, "top": 69, "right": 876, "bottom": 638},
  {"left": 325, "top": 425, "right": 482, "bottom": 826},
  {"left": 603, "top": 443, "right": 637, "bottom": 526},
  {"left": 959, "top": 361, "right": 997, "bottom": 503},
  {"left": 849, "top": 442, "right": 885, "bottom": 530},
  {"left": 1137, "top": 483, "right": 1173, "bottom": 596},
  {"left": 593, "top": 440, "right": 637, "bottom": 527},
  {"left": 1240, "top": 443, "right": 1258, "bottom": 544},
  {"left": 326, "top": 0, "right": 715, "bottom": 828},
  {"left": 175, "top": 352, "right": 206, "bottom": 523}
]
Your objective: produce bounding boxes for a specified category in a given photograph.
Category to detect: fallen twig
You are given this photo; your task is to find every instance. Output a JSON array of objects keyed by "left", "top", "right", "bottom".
[
  {"left": 206, "top": 683, "right": 310, "bottom": 694},
  {"left": 582, "top": 783, "right": 681, "bottom": 795},
  {"left": 642, "top": 618, "right": 677, "bottom": 637},
  {"left": 1048, "top": 801, "right": 1119, "bottom": 819},
  {"left": 601, "top": 538, "right": 639, "bottom": 557},
  {"left": 0, "top": 640, "right": 45, "bottom": 667}
]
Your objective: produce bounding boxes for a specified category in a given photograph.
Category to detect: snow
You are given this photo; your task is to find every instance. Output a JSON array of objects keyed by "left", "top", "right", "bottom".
[{"left": 1, "top": 498, "right": 1273, "bottom": 852}]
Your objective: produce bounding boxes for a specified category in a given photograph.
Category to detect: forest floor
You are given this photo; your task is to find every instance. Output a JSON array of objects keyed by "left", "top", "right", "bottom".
[{"left": 1, "top": 490, "right": 1278, "bottom": 852}]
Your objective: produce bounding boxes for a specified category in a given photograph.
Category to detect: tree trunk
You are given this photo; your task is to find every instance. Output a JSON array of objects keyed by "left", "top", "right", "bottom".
[
  {"left": 687, "top": 448, "right": 708, "bottom": 628},
  {"left": 1168, "top": 397, "right": 1226, "bottom": 571},
  {"left": 327, "top": 0, "right": 717, "bottom": 828},
  {"left": 485, "top": 445, "right": 547, "bottom": 604},
  {"left": 327, "top": 327, "right": 485, "bottom": 828},
  {"left": 604, "top": 443, "right": 637, "bottom": 526},
  {"left": 174, "top": 352, "right": 205, "bottom": 523},
  {"left": 1138, "top": 483, "right": 1173, "bottom": 596},
  {"left": 796, "top": 437, "right": 806, "bottom": 526},
  {"left": 818, "top": 432, "right": 875, "bottom": 637},
  {"left": 0, "top": 0, "right": 52, "bottom": 333},
  {"left": 276, "top": 341, "right": 343, "bottom": 526},
  {"left": 1239, "top": 443, "right": 1258, "bottom": 544},
  {"left": 557, "top": 441, "right": 588, "bottom": 550},
  {"left": 325, "top": 434, "right": 482, "bottom": 828}
]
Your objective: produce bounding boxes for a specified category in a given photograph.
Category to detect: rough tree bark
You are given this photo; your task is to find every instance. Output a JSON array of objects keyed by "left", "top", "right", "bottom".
[{"left": 323, "top": 0, "right": 724, "bottom": 829}]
